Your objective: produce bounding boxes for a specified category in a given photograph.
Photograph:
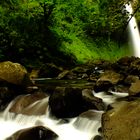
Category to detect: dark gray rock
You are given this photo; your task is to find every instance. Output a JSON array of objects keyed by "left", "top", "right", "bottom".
[
  {"left": 93, "top": 135, "right": 103, "bottom": 140},
  {"left": 38, "top": 63, "right": 63, "bottom": 78},
  {"left": 6, "top": 126, "right": 58, "bottom": 140},
  {"left": 82, "top": 89, "right": 105, "bottom": 110},
  {"left": 49, "top": 87, "right": 104, "bottom": 118}
]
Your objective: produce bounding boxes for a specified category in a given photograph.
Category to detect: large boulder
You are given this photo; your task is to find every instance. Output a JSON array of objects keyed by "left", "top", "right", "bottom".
[
  {"left": 129, "top": 58, "right": 140, "bottom": 75},
  {"left": 124, "top": 75, "right": 139, "bottom": 85},
  {"left": 82, "top": 89, "right": 105, "bottom": 110},
  {"left": 0, "top": 61, "right": 31, "bottom": 111},
  {"left": 49, "top": 87, "right": 84, "bottom": 118},
  {"left": 129, "top": 80, "right": 140, "bottom": 96},
  {"left": 102, "top": 99, "right": 140, "bottom": 140},
  {"left": 6, "top": 126, "right": 58, "bottom": 140},
  {"left": 9, "top": 91, "right": 48, "bottom": 115},
  {"left": 0, "top": 61, "right": 29, "bottom": 85},
  {"left": 112, "top": 56, "right": 140, "bottom": 76},
  {"left": 94, "top": 70, "right": 123, "bottom": 92},
  {"left": 49, "top": 87, "right": 104, "bottom": 118}
]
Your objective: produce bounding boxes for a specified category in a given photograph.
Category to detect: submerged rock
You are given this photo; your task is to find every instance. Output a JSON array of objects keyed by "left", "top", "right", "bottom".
[
  {"left": 102, "top": 99, "right": 140, "bottom": 140},
  {"left": 6, "top": 126, "right": 58, "bottom": 140}
]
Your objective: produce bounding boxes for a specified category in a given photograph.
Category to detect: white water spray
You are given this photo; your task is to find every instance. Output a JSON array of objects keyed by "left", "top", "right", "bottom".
[
  {"left": 0, "top": 91, "right": 128, "bottom": 140},
  {"left": 125, "top": 2, "right": 140, "bottom": 57}
]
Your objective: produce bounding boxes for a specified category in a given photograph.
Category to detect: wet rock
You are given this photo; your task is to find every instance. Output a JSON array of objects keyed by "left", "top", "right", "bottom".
[
  {"left": 98, "top": 70, "right": 123, "bottom": 85},
  {"left": 0, "top": 86, "right": 15, "bottom": 110},
  {"left": 116, "top": 56, "right": 136, "bottom": 66},
  {"left": 124, "top": 75, "right": 139, "bottom": 85},
  {"left": 71, "top": 66, "right": 87, "bottom": 73},
  {"left": 9, "top": 91, "right": 48, "bottom": 115},
  {"left": 81, "top": 73, "right": 88, "bottom": 79},
  {"left": 56, "top": 70, "right": 70, "bottom": 79},
  {"left": 88, "top": 74, "right": 98, "bottom": 82},
  {"left": 112, "top": 56, "right": 140, "bottom": 76},
  {"left": 0, "top": 61, "right": 30, "bottom": 85},
  {"left": 94, "top": 81, "right": 113, "bottom": 93},
  {"left": 111, "top": 84, "right": 129, "bottom": 93},
  {"left": 38, "top": 63, "right": 63, "bottom": 78},
  {"left": 129, "top": 80, "right": 140, "bottom": 96},
  {"left": 74, "top": 110, "right": 103, "bottom": 133},
  {"left": 71, "top": 65, "right": 91, "bottom": 78},
  {"left": 56, "top": 59, "right": 112, "bottom": 80},
  {"left": 77, "top": 110, "right": 103, "bottom": 120},
  {"left": 56, "top": 70, "right": 77, "bottom": 80},
  {"left": 129, "top": 58, "right": 140, "bottom": 75},
  {"left": 93, "top": 135, "right": 103, "bottom": 140},
  {"left": 98, "top": 127, "right": 102, "bottom": 133},
  {"left": 49, "top": 87, "right": 84, "bottom": 118},
  {"left": 86, "top": 59, "right": 112, "bottom": 71},
  {"left": 94, "top": 70, "right": 123, "bottom": 92},
  {"left": 6, "top": 126, "right": 58, "bottom": 140},
  {"left": 49, "top": 87, "right": 103, "bottom": 118},
  {"left": 0, "top": 84, "right": 29, "bottom": 111},
  {"left": 102, "top": 99, "right": 140, "bottom": 140},
  {"left": 82, "top": 89, "right": 105, "bottom": 110},
  {"left": 29, "top": 69, "right": 39, "bottom": 80}
]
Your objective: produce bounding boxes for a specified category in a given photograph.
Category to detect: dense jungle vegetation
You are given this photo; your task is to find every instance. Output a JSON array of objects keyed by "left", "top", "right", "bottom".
[{"left": 0, "top": 0, "right": 140, "bottom": 68}]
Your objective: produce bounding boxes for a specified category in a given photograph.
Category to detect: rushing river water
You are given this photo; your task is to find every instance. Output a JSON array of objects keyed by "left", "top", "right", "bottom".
[{"left": 0, "top": 87, "right": 128, "bottom": 140}]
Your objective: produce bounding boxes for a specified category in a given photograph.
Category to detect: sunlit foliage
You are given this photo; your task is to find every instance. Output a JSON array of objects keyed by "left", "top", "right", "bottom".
[{"left": 0, "top": 0, "right": 139, "bottom": 66}]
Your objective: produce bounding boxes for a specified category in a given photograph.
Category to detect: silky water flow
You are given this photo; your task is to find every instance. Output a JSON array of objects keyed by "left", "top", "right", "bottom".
[
  {"left": 125, "top": 2, "right": 140, "bottom": 57},
  {"left": 0, "top": 91, "right": 128, "bottom": 140}
]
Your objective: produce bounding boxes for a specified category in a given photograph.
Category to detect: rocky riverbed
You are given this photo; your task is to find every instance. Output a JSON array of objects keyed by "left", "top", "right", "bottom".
[{"left": 1, "top": 56, "right": 140, "bottom": 140}]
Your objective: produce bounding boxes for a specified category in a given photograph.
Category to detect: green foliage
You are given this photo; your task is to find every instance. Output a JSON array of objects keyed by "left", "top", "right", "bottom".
[{"left": 0, "top": 0, "right": 132, "bottom": 67}]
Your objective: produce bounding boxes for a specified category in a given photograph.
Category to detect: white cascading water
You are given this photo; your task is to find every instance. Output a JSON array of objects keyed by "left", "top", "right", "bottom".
[
  {"left": 125, "top": 2, "right": 140, "bottom": 57},
  {"left": 0, "top": 91, "right": 128, "bottom": 140}
]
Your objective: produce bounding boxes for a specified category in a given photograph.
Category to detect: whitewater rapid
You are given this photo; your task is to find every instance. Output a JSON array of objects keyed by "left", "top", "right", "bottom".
[{"left": 0, "top": 91, "right": 128, "bottom": 140}]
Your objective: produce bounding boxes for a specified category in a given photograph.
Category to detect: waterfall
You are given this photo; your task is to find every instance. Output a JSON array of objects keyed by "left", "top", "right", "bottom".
[{"left": 125, "top": 2, "right": 140, "bottom": 57}]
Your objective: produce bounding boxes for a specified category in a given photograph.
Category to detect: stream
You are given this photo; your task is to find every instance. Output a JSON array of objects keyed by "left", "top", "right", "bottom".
[{"left": 0, "top": 79, "right": 128, "bottom": 140}]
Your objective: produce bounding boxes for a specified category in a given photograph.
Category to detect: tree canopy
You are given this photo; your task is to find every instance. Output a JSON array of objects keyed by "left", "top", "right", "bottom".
[{"left": 0, "top": 0, "right": 140, "bottom": 67}]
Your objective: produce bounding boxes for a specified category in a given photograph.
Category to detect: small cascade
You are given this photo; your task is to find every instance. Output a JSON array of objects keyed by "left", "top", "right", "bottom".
[
  {"left": 0, "top": 95, "right": 97, "bottom": 140},
  {"left": 125, "top": 2, "right": 140, "bottom": 57},
  {"left": 0, "top": 91, "right": 129, "bottom": 140}
]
